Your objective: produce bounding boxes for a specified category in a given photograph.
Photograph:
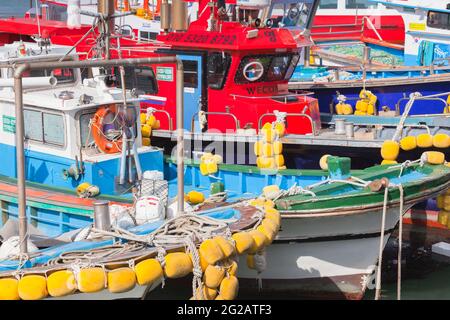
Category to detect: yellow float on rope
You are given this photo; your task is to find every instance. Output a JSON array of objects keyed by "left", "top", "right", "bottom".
[
  {"left": 47, "top": 270, "right": 77, "bottom": 297},
  {"left": 213, "top": 236, "right": 235, "bottom": 259},
  {"left": 247, "top": 229, "right": 267, "bottom": 254},
  {"left": 417, "top": 133, "right": 433, "bottom": 148},
  {"left": 381, "top": 160, "right": 398, "bottom": 165},
  {"left": 203, "top": 265, "right": 225, "bottom": 289},
  {"left": 142, "top": 137, "right": 151, "bottom": 146},
  {"left": 141, "top": 124, "right": 152, "bottom": 138},
  {"left": 433, "top": 133, "right": 450, "bottom": 149},
  {"left": 254, "top": 141, "right": 263, "bottom": 156},
  {"left": 421, "top": 151, "right": 446, "bottom": 165},
  {"left": 134, "top": 258, "right": 163, "bottom": 286},
  {"left": 199, "top": 239, "right": 225, "bottom": 265},
  {"left": 219, "top": 275, "right": 239, "bottom": 300},
  {"left": 0, "top": 278, "right": 20, "bottom": 300},
  {"left": 380, "top": 141, "right": 400, "bottom": 161},
  {"left": 231, "top": 232, "right": 255, "bottom": 255},
  {"left": 77, "top": 267, "right": 106, "bottom": 293},
  {"left": 164, "top": 252, "right": 193, "bottom": 279},
  {"left": 186, "top": 190, "right": 205, "bottom": 205},
  {"left": 399, "top": 136, "right": 417, "bottom": 151},
  {"left": 107, "top": 267, "right": 136, "bottom": 293},
  {"left": 18, "top": 275, "right": 48, "bottom": 300},
  {"left": 193, "top": 285, "right": 218, "bottom": 300}
]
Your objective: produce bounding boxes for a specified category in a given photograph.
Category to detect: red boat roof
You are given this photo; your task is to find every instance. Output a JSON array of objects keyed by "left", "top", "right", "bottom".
[
  {"left": 0, "top": 17, "right": 92, "bottom": 38},
  {"left": 157, "top": 22, "right": 309, "bottom": 52}
]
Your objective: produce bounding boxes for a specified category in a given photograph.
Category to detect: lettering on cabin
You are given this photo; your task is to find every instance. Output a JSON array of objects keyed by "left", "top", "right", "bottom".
[
  {"left": 245, "top": 86, "right": 278, "bottom": 95},
  {"left": 263, "top": 30, "right": 277, "bottom": 43},
  {"left": 166, "top": 33, "right": 237, "bottom": 45}
]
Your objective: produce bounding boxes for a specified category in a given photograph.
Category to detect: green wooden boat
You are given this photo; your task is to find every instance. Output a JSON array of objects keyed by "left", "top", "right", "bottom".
[{"left": 237, "top": 161, "right": 450, "bottom": 300}]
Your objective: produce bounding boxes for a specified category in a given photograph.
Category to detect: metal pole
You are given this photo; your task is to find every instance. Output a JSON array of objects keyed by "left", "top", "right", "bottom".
[
  {"left": 176, "top": 60, "right": 184, "bottom": 216},
  {"left": 14, "top": 74, "right": 28, "bottom": 254},
  {"left": 12, "top": 56, "right": 179, "bottom": 255}
]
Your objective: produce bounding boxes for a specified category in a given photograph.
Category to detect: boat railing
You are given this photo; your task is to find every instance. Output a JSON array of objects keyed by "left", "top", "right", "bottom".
[
  {"left": 190, "top": 111, "right": 240, "bottom": 132},
  {"left": 258, "top": 112, "right": 317, "bottom": 136},
  {"left": 395, "top": 96, "right": 448, "bottom": 116},
  {"left": 152, "top": 109, "right": 173, "bottom": 131},
  {"left": 230, "top": 92, "right": 315, "bottom": 104}
]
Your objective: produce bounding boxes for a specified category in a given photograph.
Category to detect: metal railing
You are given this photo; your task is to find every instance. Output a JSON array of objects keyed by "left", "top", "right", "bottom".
[
  {"left": 190, "top": 111, "right": 240, "bottom": 132},
  {"left": 152, "top": 109, "right": 173, "bottom": 131},
  {"left": 257, "top": 112, "right": 317, "bottom": 136}
]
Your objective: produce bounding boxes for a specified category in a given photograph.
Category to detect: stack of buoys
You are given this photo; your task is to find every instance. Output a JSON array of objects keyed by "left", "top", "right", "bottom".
[
  {"left": 354, "top": 89, "right": 377, "bottom": 116},
  {"left": 255, "top": 122, "right": 286, "bottom": 170},
  {"left": 380, "top": 133, "right": 450, "bottom": 164},
  {"left": 140, "top": 111, "right": 161, "bottom": 147},
  {"left": 335, "top": 102, "right": 353, "bottom": 115},
  {"left": 199, "top": 153, "right": 223, "bottom": 176},
  {"left": 0, "top": 206, "right": 281, "bottom": 300},
  {"left": 437, "top": 188, "right": 450, "bottom": 229}
]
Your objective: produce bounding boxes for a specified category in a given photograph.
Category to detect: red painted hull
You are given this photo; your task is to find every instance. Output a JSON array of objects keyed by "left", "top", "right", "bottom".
[{"left": 312, "top": 15, "right": 405, "bottom": 45}]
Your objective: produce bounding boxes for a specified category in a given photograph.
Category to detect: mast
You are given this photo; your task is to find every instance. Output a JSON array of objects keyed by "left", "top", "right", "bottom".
[{"left": 97, "top": 0, "right": 115, "bottom": 59}]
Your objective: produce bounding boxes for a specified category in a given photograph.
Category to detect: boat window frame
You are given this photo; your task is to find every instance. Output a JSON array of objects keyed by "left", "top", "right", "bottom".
[
  {"left": 318, "top": 0, "right": 338, "bottom": 10},
  {"left": 234, "top": 53, "right": 298, "bottom": 84},
  {"left": 207, "top": 52, "right": 232, "bottom": 90},
  {"left": 113, "top": 65, "right": 159, "bottom": 95},
  {"left": 23, "top": 106, "right": 66, "bottom": 148},
  {"left": 427, "top": 10, "right": 450, "bottom": 30}
]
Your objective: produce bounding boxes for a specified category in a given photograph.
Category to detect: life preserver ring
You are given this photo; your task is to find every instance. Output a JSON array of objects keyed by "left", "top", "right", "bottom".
[{"left": 91, "top": 105, "right": 123, "bottom": 154}]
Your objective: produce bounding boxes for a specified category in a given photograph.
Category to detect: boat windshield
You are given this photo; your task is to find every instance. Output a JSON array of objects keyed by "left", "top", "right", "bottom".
[
  {"left": 9, "top": 67, "right": 76, "bottom": 84},
  {"left": 265, "top": 0, "right": 315, "bottom": 30},
  {"left": 234, "top": 53, "right": 300, "bottom": 84}
]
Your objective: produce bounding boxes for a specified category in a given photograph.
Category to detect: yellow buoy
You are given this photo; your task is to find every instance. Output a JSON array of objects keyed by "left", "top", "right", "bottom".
[
  {"left": 0, "top": 278, "right": 20, "bottom": 300},
  {"left": 367, "top": 103, "right": 375, "bottom": 115},
  {"left": 140, "top": 113, "right": 147, "bottom": 124},
  {"left": 226, "top": 260, "right": 238, "bottom": 276},
  {"left": 262, "top": 122, "right": 272, "bottom": 130},
  {"left": 77, "top": 267, "right": 106, "bottom": 293},
  {"left": 142, "top": 137, "right": 151, "bottom": 146},
  {"left": 47, "top": 270, "right": 77, "bottom": 297},
  {"left": 399, "top": 136, "right": 417, "bottom": 151},
  {"left": 134, "top": 258, "right": 163, "bottom": 286},
  {"left": 249, "top": 197, "right": 266, "bottom": 207},
  {"left": 199, "top": 239, "right": 225, "bottom": 265},
  {"left": 432, "top": 133, "right": 450, "bottom": 149},
  {"left": 141, "top": 124, "right": 152, "bottom": 138},
  {"left": 335, "top": 103, "right": 343, "bottom": 115},
  {"left": 206, "top": 161, "right": 218, "bottom": 174},
  {"left": 213, "top": 236, "right": 235, "bottom": 259},
  {"left": 354, "top": 110, "right": 367, "bottom": 116},
  {"left": 319, "top": 154, "right": 331, "bottom": 170},
  {"left": 248, "top": 229, "right": 267, "bottom": 253},
  {"left": 261, "top": 128, "right": 275, "bottom": 143},
  {"left": 275, "top": 154, "right": 285, "bottom": 167},
  {"left": 164, "top": 252, "right": 193, "bottom": 279},
  {"left": 265, "top": 207, "right": 281, "bottom": 225},
  {"left": 273, "top": 141, "right": 283, "bottom": 155},
  {"left": 257, "top": 225, "right": 275, "bottom": 245},
  {"left": 254, "top": 141, "right": 263, "bottom": 156},
  {"left": 231, "top": 232, "right": 255, "bottom": 255},
  {"left": 417, "top": 133, "right": 433, "bottom": 148},
  {"left": 438, "top": 210, "right": 449, "bottom": 226},
  {"left": 246, "top": 254, "right": 255, "bottom": 269},
  {"left": 200, "top": 163, "right": 209, "bottom": 176},
  {"left": 186, "top": 190, "right": 205, "bottom": 204},
  {"left": 274, "top": 122, "right": 286, "bottom": 137},
  {"left": 262, "top": 218, "right": 279, "bottom": 233},
  {"left": 356, "top": 100, "right": 369, "bottom": 112},
  {"left": 107, "top": 267, "right": 136, "bottom": 293},
  {"left": 146, "top": 114, "right": 157, "bottom": 128},
  {"left": 421, "top": 151, "right": 445, "bottom": 165},
  {"left": 18, "top": 275, "right": 48, "bottom": 300},
  {"left": 381, "top": 159, "right": 398, "bottom": 165},
  {"left": 193, "top": 285, "right": 218, "bottom": 300},
  {"left": 380, "top": 140, "right": 400, "bottom": 161},
  {"left": 263, "top": 185, "right": 280, "bottom": 199},
  {"left": 219, "top": 276, "right": 239, "bottom": 300},
  {"left": 262, "top": 143, "right": 273, "bottom": 157},
  {"left": 203, "top": 265, "right": 225, "bottom": 289},
  {"left": 341, "top": 103, "right": 353, "bottom": 115}
]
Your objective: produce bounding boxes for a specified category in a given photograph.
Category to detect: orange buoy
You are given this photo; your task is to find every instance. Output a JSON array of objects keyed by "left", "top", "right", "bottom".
[{"left": 91, "top": 105, "right": 123, "bottom": 154}]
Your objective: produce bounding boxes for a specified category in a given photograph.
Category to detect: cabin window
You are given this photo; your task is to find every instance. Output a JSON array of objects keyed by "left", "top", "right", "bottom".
[
  {"left": 15, "top": 67, "right": 75, "bottom": 84},
  {"left": 207, "top": 52, "right": 231, "bottom": 89},
  {"left": 139, "top": 31, "right": 158, "bottom": 41},
  {"left": 319, "top": 0, "right": 338, "bottom": 9},
  {"left": 24, "top": 109, "right": 65, "bottom": 147},
  {"left": 182, "top": 60, "right": 198, "bottom": 88},
  {"left": 345, "top": 0, "right": 376, "bottom": 9},
  {"left": 269, "top": 2, "right": 312, "bottom": 29},
  {"left": 234, "top": 54, "right": 298, "bottom": 84},
  {"left": 427, "top": 11, "right": 450, "bottom": 30},
  {"left": 114, "top": 66, "right": 158, "bottom": 94}
]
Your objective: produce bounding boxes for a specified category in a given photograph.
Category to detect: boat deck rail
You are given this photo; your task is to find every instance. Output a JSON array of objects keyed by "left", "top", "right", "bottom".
[
  {"left": 230, "top": 91, "right": 314, "bottom": 103},
  {"left": 191, "top": 111, "right": 240, "bottom": 132},
  {"left": 258, "top": 112, "right": 318, "bottom": 136}
]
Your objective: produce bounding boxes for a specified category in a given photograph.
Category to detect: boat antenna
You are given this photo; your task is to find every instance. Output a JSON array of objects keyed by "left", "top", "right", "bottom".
[{"left": 34, "top": 0, "right": 42, "bottom": 38}]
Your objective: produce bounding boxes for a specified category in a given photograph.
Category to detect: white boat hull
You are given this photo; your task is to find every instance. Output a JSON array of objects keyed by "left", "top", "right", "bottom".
[{"left": 237, "top": 205, "right": 411, "bottom": 299}]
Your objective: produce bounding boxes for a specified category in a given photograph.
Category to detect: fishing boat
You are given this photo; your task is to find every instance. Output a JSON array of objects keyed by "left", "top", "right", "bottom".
[{"left": 236, "top": 154, "right": 450, "bottom": 299}]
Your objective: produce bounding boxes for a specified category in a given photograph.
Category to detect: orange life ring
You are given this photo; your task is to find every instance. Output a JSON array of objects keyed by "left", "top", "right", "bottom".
[{"left": 91, "top": 105, "right": 123, "bottom": 154}]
